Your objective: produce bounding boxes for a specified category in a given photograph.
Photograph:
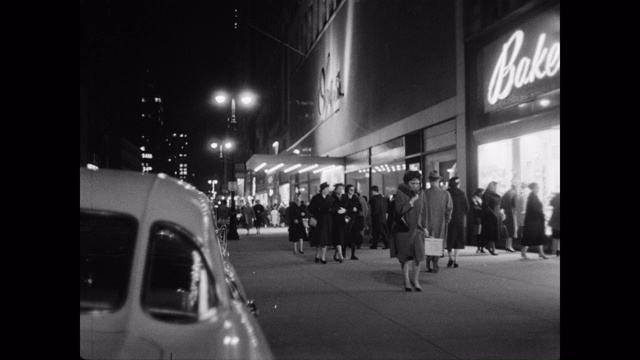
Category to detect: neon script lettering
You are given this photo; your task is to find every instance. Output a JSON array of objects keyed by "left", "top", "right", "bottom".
[
  {"left": 487, "top": 30, "right": 560, "bottom": 105},
  {"left": 318, "top": 53, "right": 343, "bottom": 119}
]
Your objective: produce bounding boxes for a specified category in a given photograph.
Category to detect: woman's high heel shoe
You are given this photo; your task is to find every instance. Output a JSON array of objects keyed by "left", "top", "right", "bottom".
[
  {"left": 315, "top": 257, "right": 320, "bottom": 263},
  {"left": 404, "top": 283, "right": 412, "bottom": 292},
  {"left": 539, "top": 254, "right": 549, "bottom": 259},
  {"left": 321, "top": 259, "right": 327, "bottom": 264},
  {"left": 411, "top": 281, "right": 423, "bottom": 292}
]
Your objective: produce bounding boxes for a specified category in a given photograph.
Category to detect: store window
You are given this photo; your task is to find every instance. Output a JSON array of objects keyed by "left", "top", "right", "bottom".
[
  {"left": 370, "top": 160, "right": 406, "bottom": 197},
  {"left": 478, "top": 127, "right": 560, "bottom": 229}
]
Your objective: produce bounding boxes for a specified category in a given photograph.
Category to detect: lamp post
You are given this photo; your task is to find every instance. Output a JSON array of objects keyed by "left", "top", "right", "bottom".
[{"left": 212, "top": 91, "right": 255, "bottom": 240}]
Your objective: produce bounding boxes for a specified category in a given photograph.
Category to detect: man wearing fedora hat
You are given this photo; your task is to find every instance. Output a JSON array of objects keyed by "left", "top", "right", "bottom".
[
  {"left": 368, "top": 185, "right": 390, "bottom": 250},
  {"left": 424, "top": 170, "right": 453, "bottom": 273}
]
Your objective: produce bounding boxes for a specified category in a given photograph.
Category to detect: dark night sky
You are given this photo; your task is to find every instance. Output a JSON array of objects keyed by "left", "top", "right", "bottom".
[{"left": 81, "top": 0, "right": 245, "bottom": 184}]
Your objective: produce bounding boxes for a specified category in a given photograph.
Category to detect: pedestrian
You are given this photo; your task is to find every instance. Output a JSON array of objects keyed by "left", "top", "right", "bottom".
[
  {"left": 548, "top": 192, "right": 560, "bottom": 256},
  {"left": 217, "top": 200, "right": 230, "bottom": 228},
  {"left": 252, "top": 200, "right": 265, "bottom": 234},
  {"left": 446, "top": 177, "right": 469, "bottom": 268},
  {"left": 287, "top": 193, "right": 308, "bottom": 254},
  {"left": 331, "top": 183, "right": 348, "bottom": 263},
  {"left": 342, "top": 184, "right": 363, "bottom": 260},
  {"left": 481, "top": 181, "right": 501, "bottom": 256},
  {"left": 471, "top": 188, "right": 485, "bottom": 253},
  {"left": 308, "top": 182, "right": 345, "bottom": 264},
  {"left": 390, "top": 170, "right": 428, "bottom": 292},
  {"left": 240, "top": 200, "right": 256, "bottom": 235},
  {"left": 515, "top": 182, "right": 530, "bottom": 243},
  {"left": 278, "top": 202, "right": 287, "bottom": 227},
  {"left": 521, "top": 183, "right": 549, "bottom": 259},
  {"left": 369, "top": 186, "right": 390, "bottom": 250},
  {"left": 424, "top": 170, "right": 453, "bottom": 273},
  {"left": 270, "top": 205, "right": 280, "bottom": 227},
  {"left": 355, "top": 191, "right": 369, "bottom": 249},
  {"left": 501, "top": 183, "right": 517, "bottom": 252}
]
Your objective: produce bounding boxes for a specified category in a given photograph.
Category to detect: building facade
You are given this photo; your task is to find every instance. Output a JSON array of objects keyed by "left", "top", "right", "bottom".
[
  {"left": 464, "top": 0, "right": 560, "bottom": 235},
  {"left": 245, "top": 0, "right": 559, "bottom": 241}
]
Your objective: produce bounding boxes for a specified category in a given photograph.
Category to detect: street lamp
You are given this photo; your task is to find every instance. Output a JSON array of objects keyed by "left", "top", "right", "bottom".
[
  {"left": 213, "top": 91, "right": 255, "bottom": 128},
  {"left": 211, "top": 90, "right": 256, "bottom": 241},
  {"left": 208, "top": 179, "right": 218, "bottom": 200}
]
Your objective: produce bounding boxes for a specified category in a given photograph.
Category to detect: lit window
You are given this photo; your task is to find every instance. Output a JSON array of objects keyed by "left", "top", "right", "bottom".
[
  {"left": 141, "top": 98, "right": 146, "bottom": 102},
  {"left": 142, "top": 114, "right": 145, "bottom": 118}
]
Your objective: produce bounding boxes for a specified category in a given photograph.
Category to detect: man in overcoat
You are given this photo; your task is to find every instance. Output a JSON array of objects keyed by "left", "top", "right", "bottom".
[
  {"left": 368, "top": 186, "right": 390, "bottom": 249},
  {"left": 423, "top": 170, "right": 453, "bottom": 273}
]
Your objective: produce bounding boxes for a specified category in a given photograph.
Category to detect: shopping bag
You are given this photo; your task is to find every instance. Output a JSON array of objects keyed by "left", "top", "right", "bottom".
[
  {"left": 424, "top": 237, "right": 444, "bottom": 256},
  {"left": 309, "top": 217, "right": 318, "bottom": 227}
]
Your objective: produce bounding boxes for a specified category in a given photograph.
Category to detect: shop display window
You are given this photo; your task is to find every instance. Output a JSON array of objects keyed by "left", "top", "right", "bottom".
[
  {"left": 370, "top": 161, "right": 406, "bottom": 197},
  {"left": 478, "top": 127, "right": 560, "bottom": 231}
]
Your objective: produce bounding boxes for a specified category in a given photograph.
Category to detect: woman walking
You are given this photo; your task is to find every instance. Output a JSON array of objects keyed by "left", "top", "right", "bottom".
[
  {"left": 501, "top": 183, "right": 517, "bottom": 252},
  {"left": 521, "top": 183, "right": 549, "bottom": 259},
  {"left": 308, "top": 183, "right": 345, "bottom": 264},
  {"left": 240, "top": 200, "right": 256, "bottom": 235},
  {"left": 390, "top": 170, "right": 428, "bottom": 292},
  {"left": 446, "top": 177, "right": 469, "bottom": 268},
  {"left": 481, "top": 181, "right": 501, "bottom": 256},
  {"left": 471, "top": 188, "right": 485, "bottom": 253},
  {"left": 331, "top": 183, "right": 348, "bottom": 263},
  {"left": 342, "top": 184, "right": 363, "bottom": 260},
  {"left": 287, "top": 193, "right": 308, "bottom": 254}
]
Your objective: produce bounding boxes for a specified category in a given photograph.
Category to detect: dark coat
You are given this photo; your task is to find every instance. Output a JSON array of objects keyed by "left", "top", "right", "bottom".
[
  {"left": 307, "top": 193, "right": 337, "bottom": 247},
  {"left": 331, "top": 192, "right": 349, "bottom": 247},
  {"left": 500, "top": 189, "right": 517, "bottom": 237},
  {"left": 548, "top": 193, "right": 560, "bottom": 230},
  {"left": 447, "top": 187, "right": 469, "bottom": 249},
  {"left": 252, "top": 203, "right": 266, "bottom": 226},
  {"left": 481, "top": 189, "right": 501, "bottom": 243},
  {"left": 287, "top": 202, "right": 309, "bottom": 242},
  {"left": 369, "top": 194, "right": 388, "bottom": 224},
  {"left": 522, "top": 192, "right": 547, "bottom": 246},
  {"left": 344, "top": 194, "right": 363, "bottom": 247}
]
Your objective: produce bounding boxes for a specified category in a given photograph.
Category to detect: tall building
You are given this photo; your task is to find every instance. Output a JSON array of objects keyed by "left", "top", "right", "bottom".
[
  {"left": 138, "top": 69, "right": 165, "bottom": 174},
  {"left": 165, "top": 132, "right": 190, "bottom": 181}
]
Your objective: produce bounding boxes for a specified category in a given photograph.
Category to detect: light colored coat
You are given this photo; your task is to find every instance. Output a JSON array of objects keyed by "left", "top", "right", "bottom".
[{"left": 424, "top": 186, "right": 453, "bottom": 248}]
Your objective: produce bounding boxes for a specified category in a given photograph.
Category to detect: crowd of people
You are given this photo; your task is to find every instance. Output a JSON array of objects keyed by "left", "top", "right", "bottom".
[{"left": 213, "top": 169, "right": 560, "bottom": 292}]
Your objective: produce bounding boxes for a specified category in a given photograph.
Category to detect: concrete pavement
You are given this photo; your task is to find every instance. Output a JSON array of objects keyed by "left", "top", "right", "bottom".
[{"left": 226, "top": 227, "right": 560, "bottom": 360}]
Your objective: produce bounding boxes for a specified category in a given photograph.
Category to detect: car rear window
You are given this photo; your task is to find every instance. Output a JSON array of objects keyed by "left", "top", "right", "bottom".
[{"left": 80, "top": 211, "right": 137, "bottom": 311}]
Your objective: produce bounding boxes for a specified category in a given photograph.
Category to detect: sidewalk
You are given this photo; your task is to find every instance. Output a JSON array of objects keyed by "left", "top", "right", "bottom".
[{"left": 227, "top": 227, "right": 560, "bottom": 360}]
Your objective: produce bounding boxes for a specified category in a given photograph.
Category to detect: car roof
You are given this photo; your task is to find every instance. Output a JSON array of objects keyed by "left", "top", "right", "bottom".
[{"left": 80, "top": 168, "right": 215, "bottom": 250}]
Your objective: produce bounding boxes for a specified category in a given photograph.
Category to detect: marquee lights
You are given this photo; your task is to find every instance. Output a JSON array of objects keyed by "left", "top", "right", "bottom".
[
  {"left": 254, "top": 162, "right": 267, "bottom": 172},
  {"left": 284, "top": 164, "right": 302, "bottom": 173},
  {"left": 298, "top": 164, "right": 319, "bottom": 174},
  {"left": 265, "top": 163, "right": 284, "bottom": 173},
  {"left": 312, "top": 165, "right": 337, "bottom": 174},
  {"left": 487, "top": 30, "right": 560, "bottom": 105}
]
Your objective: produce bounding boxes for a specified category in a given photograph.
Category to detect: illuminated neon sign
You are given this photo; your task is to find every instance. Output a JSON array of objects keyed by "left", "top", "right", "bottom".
[
  {"left": 487, "top": 30, "right": 560, "bottom": 105},
  {"left": 318, "top": 53, "right": 344, "bottom": 120}
]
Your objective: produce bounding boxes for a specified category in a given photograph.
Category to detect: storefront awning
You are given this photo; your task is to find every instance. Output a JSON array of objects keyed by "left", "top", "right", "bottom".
[{"left": 245, "top": 154, "right": 345, "bottom": 175}]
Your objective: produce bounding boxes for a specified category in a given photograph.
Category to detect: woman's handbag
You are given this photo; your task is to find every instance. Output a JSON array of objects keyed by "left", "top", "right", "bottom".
[
  {"left": 309, "top": 217, "right": 318, "bottom": 227},
  {"left": 394, "top": 215, "right": 410, "bottom": 232}
]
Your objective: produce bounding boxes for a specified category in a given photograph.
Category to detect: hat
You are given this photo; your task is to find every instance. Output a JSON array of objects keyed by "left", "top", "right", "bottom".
[
  {"left": 319, "top": 182, "right": 330, "bottom": 190},
  {"left": 333, "top": 183, "right": 345, "bottom": 189},
  {"left": 428, "top": 170, "right": 441, "bottom": 181},
  {"left": 449, "top": 177, "right": 460, "bottom": 184},
  {"left": 371, "top": 185, "right": 380, "bottom": 192}
]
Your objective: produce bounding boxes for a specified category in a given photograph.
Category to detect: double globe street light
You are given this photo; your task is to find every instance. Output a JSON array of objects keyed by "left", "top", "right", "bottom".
[{"left": 210, "top": 90, "right": 256, "bottom": 240}]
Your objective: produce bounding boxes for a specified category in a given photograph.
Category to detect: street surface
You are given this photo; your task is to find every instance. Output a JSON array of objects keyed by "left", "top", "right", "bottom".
[{"left": 227, "top": 227, "right": 560, "bottom": 360}]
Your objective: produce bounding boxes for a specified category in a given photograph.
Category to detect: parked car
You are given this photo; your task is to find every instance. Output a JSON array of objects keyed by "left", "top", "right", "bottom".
[{"left": 80, "top": 168, "right": 273, "bottom": 360}]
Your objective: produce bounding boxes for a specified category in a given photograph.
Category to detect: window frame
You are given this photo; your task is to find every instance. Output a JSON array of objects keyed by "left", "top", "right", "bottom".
[
  {"left": 141, "top": 221, "right": 220, "bottom": 323},
  {"left": 80, "top": 209, "right": 138, "bottom": 313}
]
